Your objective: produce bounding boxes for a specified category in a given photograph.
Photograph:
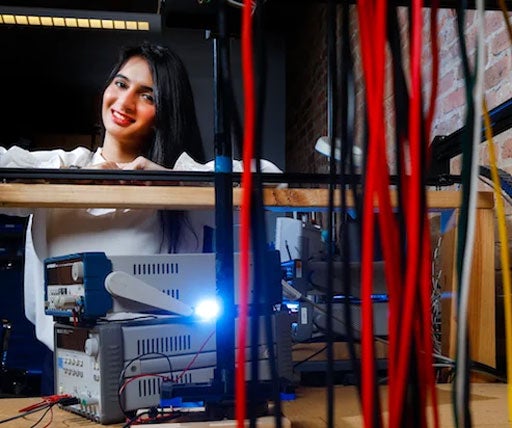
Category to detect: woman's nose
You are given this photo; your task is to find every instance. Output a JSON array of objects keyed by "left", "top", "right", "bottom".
[{"left": 118, "top": 90, "right": 136, "bottom": 112}]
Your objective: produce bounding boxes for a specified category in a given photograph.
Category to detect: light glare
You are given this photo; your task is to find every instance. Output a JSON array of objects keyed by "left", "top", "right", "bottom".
[{"left": 195, "top": 299, "right": 220, "bottom": 321}]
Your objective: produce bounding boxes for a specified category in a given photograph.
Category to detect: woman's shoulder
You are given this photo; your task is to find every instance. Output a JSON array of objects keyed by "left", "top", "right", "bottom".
[
  {"left": 173, "top": 152, "right": 213, "bottom": 171},
  {"left": 172, "top": 152, "right": 283, "bottom": 173},
  {"left": 0, "top": 145, "right": 94, "bottom": 168}
]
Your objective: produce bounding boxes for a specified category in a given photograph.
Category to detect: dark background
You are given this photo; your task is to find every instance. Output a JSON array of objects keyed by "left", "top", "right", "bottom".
[{"left": 0, "top": 0, "right": 286, "bottom": 168}]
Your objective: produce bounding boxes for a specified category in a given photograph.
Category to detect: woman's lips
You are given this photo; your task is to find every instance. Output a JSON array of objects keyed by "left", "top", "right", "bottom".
[{"left": 111, "top": 109, "right": 135, "bottom": 127}]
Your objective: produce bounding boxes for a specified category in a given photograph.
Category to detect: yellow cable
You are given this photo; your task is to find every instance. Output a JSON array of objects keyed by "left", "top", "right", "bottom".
[
  {"left": 482, "top": 98, "right": 512, "bottom": 423},
  {"left": 498, "top": 0, "right": 512, "bottom": 46}
]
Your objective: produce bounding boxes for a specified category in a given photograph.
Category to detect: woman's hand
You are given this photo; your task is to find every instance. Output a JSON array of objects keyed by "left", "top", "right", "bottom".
[
  {"left": 117, "top": 156, "right": 168, "bottom": 171},
  {"left": 117, "top": 156, "right": 179, "bottom": 186},
  {"left": 89, "top": 161, "right": 121, "bottom": 170},
  {"left": 70, "top": 161, "right": 122, "bottom": 185}
]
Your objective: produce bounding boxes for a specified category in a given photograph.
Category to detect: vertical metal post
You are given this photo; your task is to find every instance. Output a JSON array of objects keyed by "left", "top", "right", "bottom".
[{"left": 212, "top": 0, "right": 235, "bottom": 398}]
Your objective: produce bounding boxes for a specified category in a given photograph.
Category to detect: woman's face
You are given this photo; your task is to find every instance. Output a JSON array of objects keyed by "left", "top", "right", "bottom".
[{"left": 102, "top": 55, "right": 156, "bottom": 153}]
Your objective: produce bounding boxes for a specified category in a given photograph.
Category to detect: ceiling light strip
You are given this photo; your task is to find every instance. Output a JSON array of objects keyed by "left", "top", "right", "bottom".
[{"left": 0, "top": 13, "right": 151, "bottom": 31}]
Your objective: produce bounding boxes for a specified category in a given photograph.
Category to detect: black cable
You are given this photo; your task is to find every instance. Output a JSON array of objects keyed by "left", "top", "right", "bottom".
[
  {"left": 292, "top": 345, "right": 328, "bottom": 370},
  {"left": 29, "top": 404, "right": 54, "bottom": 428},
  {"left": 123, "top": 410, "right": 151, "bottom": 428},
  {"left": 344, "top": 41, "right": 362, "bottom": 220},
  {"left": 122, "top": 409, "right": 182, "bottom": 428},
  {"left": 479, "top": 165, "right": 512, "bottom": 197},
  {"left": 325, "top": 2, "right": 345, "bottom": 427},
  {"left": 248, "top": 0, "right": 265, "bottom": 423},
  {"left": 0, "top": 404, "right": 53, "bottom": 425},
  {"left": 387, "top": 2, "right": 408, "bottom": 282},
  {"left": 392, "top": 4, "right": 428, "bottom": 426},
  {"left": 454, "top": 2, "right": 476, "bottom": 426},
  {"left": 339, "top": 1, "right": 362, "bottom": 401},
  {"left": 249, "top": 1, "right": 282, "bottom": 426},
  {"left": 117, "top": 352, "right": 174, "bottom": 419}
]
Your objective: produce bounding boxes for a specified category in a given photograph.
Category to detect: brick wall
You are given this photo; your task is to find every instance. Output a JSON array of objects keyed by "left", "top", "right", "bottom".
[
  {"left": 285, "top": 4, "right": 329, "bottom": 173},
  {"left": 429, "top": 8, "right": 512, "bottom": 373},
  {"left": 285, "top": 5, "right": 512, "bottom": 371},
  {"left": 286, "top": 6, "right": 512, "bottom": 172}
]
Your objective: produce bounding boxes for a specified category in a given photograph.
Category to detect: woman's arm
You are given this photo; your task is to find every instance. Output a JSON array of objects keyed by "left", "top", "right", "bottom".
[{"left": 0, "top": 145, "right": 94, "bottom": 169}]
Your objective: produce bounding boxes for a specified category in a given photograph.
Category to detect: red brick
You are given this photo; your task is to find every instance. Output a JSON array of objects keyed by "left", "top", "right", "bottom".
[
  {"left": 439, "top": 87, "right": 466, "bottom": 115},
  {"left": 488, "top": 27, "right": 510, "bottom": 59},
  {"left": 484, "top": 54, "right": 512, "bottom": 91},
  {"left": 499, "top": 135, "right": 512, "bottom": 161}
]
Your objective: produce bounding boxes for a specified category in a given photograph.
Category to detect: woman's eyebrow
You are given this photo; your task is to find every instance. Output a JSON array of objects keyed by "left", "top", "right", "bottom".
[{"left": 115, "top": 73, "right": 153, "bottom": 92}]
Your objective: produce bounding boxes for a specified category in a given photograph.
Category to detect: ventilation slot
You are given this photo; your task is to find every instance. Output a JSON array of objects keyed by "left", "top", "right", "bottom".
[
  {"left": 137, "top": 377, "right": 161, "bottom": 398},
  {"left": 162, "top": 289, "right": 180, "bottom": 300},
  {"left": 133, "top": 263, "right": 179, "bottom": 276},
  {"left": 175, "top": 373, "right": 192, "bottom": 384},
  {"left": 136, "top": 334, "right": 191, "bottom": 355}
]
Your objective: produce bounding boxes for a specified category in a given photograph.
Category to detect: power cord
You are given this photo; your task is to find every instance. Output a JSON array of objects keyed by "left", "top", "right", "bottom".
[{"left": 0, "top": 396, "right": 80, "bottom": 426}]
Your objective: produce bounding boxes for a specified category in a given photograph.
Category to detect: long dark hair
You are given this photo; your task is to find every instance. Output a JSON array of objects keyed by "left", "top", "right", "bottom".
[
  {"left": 105, "top": 43, "right": 204, "bottom": 252},
  {"left": 105, "top": 42, "right": 205, "bottom": 166}
]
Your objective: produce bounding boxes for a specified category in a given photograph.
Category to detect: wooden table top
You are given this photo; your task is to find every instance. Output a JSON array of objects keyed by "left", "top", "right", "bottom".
[{"left": 0, "top": 383, "right": 508, "bottom": 427}]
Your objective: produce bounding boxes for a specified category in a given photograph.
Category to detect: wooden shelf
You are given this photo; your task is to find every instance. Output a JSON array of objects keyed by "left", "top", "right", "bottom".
[
  {"left": 0, "top": 183, "right": 494, "bottom": 210},
  {"left": 0, "top": 182, "right": 497, "bottom": 368}
]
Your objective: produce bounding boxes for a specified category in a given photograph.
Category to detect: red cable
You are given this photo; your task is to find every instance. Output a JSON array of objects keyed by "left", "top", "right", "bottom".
[
  {"left": 176, "top": 329, "right": 216, "bottom": 381},
  {"left": 359, "top": 2, "right": 439, "bottom": 426},
  {"left": 356, "top": 4, "right": 378, "bottom": 426},
  {"left": 356, "top": 1, "right": 391, "bottom": 426},
  {"left": 390, "top": 1, "right": 429, "bottom": 425},
  {"left": 237, "top": 1, "right": 255, "bottom": 426}
]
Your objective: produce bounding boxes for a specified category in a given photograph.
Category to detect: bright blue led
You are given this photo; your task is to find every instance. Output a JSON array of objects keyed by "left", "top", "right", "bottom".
[{"left": 194, "top": 299, "right": 220, "bottom": 322}]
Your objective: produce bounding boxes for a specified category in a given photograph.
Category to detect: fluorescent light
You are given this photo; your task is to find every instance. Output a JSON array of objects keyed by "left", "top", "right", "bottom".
[
  {"left": 101, "top": 19, "right": 113, "bottom": 29},
  {"left": 89, "top": 19, "right": 101, "bottom": 29},
  {"left": 40, "top": 17, "right": 52, "bottom": 26},
  {"left": 2, "top": 15, "right": 15, "bottom": 25},
  {"left": 14, "top": 15, "right": 28, "bottom": 25},
  {"left": 76, "top": 18, "right": 89, "bottom": 28},
  {"left": 0, "top": 6, "right": 160, "bottom": 32},
  {"left": 52, "top": 17, "right": 65, "bottom": 27},
  {"left": 65, "top": 17, "right": 78, "bottom": 28},
  {"left": 28, "top": 16, "right": 41, "bottom": 25}
]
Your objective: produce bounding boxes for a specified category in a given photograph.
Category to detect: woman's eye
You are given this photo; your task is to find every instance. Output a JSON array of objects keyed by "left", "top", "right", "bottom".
[
  {"left": 141, "top": 93, "right": 155, "bottom": 103},
  {"left": 114, "top": 80, "right": 127, "bottom": 89}
]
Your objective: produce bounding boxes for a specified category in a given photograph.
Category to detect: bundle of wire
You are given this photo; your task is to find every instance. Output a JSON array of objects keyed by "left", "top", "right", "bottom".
[
  {"left": 355, "top": 0, "right": 440, "bottom": 426},
  {"left": 0, "top": 396, "right": 80, "bottom": 428},
  {"left": 457, "top": 0, "right": 512, "bottom": 426},
  {"left": 234, "top": 0, "right": 512, "bottom": 427}
]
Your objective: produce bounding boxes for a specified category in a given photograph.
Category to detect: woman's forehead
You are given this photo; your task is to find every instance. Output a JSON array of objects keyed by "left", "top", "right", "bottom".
[{"left": 117, "top": 56, "right": 154, "bottom": 87}]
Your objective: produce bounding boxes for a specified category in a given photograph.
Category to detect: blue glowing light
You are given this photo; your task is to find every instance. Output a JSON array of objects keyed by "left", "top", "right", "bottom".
[{"left": 194, "top": 299, "right": 221, "bottom": 321}]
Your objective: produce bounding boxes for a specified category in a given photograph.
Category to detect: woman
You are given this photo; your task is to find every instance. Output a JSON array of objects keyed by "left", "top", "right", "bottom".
[
  {"left": 0, "top": 43, "right": 280, "bottom": 359},
  {"left": 0, "top": 43, "right": 214, "bottom": 395},
  {"left": 0, "top": 43, "right": 209, "bottom": 358}
]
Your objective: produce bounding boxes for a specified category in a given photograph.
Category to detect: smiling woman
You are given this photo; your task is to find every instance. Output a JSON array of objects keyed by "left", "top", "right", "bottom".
[{"left": 0, "top": 41, "right": 282, "bottom": 396}]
